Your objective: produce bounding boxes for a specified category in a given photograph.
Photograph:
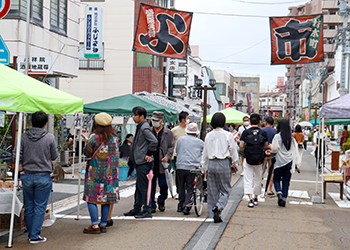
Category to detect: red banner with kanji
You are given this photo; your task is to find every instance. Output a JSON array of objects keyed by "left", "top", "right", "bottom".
[
  {"left": 133, "top": 4, "right": 193, "bottom": 59},
  {"left": 270, "top": 14, "right": 323, "bottom": 65}
]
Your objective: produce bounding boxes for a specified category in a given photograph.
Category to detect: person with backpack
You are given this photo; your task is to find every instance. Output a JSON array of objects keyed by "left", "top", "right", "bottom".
[
  {"left": 271, "top": 119, "right": 301, "bottom": 207},
  {"left": 239, "top": 114, "right": 269, "bottom": 208},
  {"left": 236, "top": 116, "right": 251, "bottom": 172}
]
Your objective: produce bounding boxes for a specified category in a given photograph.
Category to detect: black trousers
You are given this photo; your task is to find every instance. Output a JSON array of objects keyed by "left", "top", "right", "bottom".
[
  {"left": 134, "top": 163, "right": 152, "bottom": 213},
  {"left": 177, "top": 169, "right": 195, "bottom": 210}
]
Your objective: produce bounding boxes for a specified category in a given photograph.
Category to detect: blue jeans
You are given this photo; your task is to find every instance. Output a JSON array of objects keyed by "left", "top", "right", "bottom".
[
  {"left": 21, "top": 173, "right": 52, "bottom": 240},
  {"left": 273, "top": 161, "right": 292, "bottom": 199},
  {"left": 150, "top": 167, "right": 168, "bottom": 208},
  {"left": 87, "top": 203, "right": 110, "bottom": 226}
]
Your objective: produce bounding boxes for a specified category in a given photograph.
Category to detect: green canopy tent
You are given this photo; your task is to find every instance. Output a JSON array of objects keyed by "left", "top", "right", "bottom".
[
  {"left": 202, "top": 108, "right": 250, "bottom": 124},
  {"left": 325, "top": 119, "right": 350, "bottom": 125},
  {"left": 84, "top": 94, "right": 178, "bottom": 123},
  {"left": 0, "top": 63, "right": 83, "bottom": 247}
]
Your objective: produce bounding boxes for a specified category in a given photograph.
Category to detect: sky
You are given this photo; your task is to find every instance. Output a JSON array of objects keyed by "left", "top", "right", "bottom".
[{"left": 175, "top": 0, "right": 309, "bottom": 90}]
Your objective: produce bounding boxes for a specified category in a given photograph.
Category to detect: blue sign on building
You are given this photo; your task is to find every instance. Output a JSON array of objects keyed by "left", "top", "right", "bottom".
[{"left": 0, "top": 35, "right": 9, "bottom": 65}]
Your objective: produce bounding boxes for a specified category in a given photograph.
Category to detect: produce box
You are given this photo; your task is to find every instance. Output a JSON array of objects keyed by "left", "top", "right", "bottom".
[
  {"left": 324, "top": 173, "right": 343, "bottom": 181},
  {"left": 0, "top": 208, "right": 24, "bottom": 231}
]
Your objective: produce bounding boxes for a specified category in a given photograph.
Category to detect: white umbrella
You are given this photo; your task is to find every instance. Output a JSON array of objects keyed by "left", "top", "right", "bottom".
[
  {"left": 298, "top": 121, "right": 313, "bottom": 127},
  {"left": 162, "top": 162, "right": 174, "bottom": 198}
]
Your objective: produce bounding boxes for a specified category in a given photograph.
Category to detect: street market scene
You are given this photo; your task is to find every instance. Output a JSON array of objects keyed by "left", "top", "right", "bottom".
[{"left": 1, "top": 0, "right": 350, "bottom": 249}]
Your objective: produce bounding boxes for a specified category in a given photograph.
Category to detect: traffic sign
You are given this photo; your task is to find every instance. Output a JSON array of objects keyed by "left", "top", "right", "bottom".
[
  {"left": 0, "top": 0, "right": 11, "bottom": 19},
  {"left": 0, "top": 35, "right": 9, "bottom": 65}
]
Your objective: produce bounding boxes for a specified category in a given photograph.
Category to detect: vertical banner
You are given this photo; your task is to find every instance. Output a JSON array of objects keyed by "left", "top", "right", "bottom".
[
  {"left": 133, "top": 4, "right": 193, "bottom": 59},
  {"left": 84, "top": 6, "right": 103, "bottom": 59},
  {"left": 247, "top": 94, "right": 252, "bottom": 115},
  {"left": 305, "top": 112, "right": 309, "bottom": 122},
  {"left": 270, "top": 14, "right": 323, "bottom": 65}
]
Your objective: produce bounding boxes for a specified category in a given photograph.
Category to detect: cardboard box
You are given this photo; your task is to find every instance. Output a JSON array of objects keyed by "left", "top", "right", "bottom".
[
  {"left": 0, "top": 181, "right": 13, "bottom": 189},
  {"left": 0, "top": 208, "right": 24, "bottom": 231},
  {"left": 324, "top": 173, "right": 343, "bottom": 181}
]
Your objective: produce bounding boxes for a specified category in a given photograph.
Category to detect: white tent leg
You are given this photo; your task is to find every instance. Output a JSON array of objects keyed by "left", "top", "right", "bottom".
[
  {"left": 72, "top": 128, "right": 76, "bottom": 178},
  {"left": 7, "top": 112, "right": 23, "bottom": 248},
  {"left": 76, "top": 115, "right": 83, "bottom": 220},
  {"left": 316, "top": 125, "right": 321, "bottom": 194},
  {"left": 321, "top": 118, "right": 325, "bottom": 203}
]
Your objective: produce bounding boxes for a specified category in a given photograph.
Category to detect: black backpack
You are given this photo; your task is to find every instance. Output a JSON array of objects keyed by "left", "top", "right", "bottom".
[{"left": 244, "top": 128, "right": 265, "bottom": 165}]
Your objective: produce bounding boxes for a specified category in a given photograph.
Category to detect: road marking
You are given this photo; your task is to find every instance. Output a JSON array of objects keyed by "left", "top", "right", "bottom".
[{"left": 54, "top": 214, "right": 207, "bottom": 222}]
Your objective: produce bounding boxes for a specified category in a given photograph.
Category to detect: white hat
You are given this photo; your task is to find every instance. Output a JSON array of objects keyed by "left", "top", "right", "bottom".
[{"left": 185, "top": 123, "right": 200, "bottom": 135}]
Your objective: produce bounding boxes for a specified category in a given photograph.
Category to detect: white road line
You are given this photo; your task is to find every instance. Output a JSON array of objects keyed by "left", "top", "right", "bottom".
[{"left": 54, "top": 214, "right": 207, "bottom": 222}]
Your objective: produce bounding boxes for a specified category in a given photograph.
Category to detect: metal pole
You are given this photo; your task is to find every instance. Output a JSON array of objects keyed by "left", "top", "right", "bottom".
[
  {"left": 308, "top": 79, "right": 312, "bottom": 120},
  {"left": 316, "top": 123, "right": 320, "bottom": 194},
  {"left": 76, "top": 115, "right": 83, "bottom": 220},
  {"left": 7, "top": 112, "right": 23, "bottom": 248},
  {"left": 339, "top": 0, "right": 349, "bottom": 96},
  {"left": 321, "top": 118, "right": 325, "bottom": 203},
  {"left": 202, "top": 86, "right": 208, "bottom": 141},
  {"left": 25, "top": 0, "right": 31, "bottom": 75}
]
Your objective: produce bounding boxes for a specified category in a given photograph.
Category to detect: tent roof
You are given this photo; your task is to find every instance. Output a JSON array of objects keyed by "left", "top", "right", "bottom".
[
  {"left": 0, "top": 64, "right": 83, "bottom": 114},
  {"left": 203, "top": 108, "right": 249, "bottom": 123},
  {"left": 320, "top": 93, "right": 350, "bottom": 118},
  {"left": 135, "top": 91, "right": 201, "bottom": 122},
  {"left": 325, "top": 119, "right": 350, "bottom": 125},
  {"left": 84, "top": 94, "right": 178, "bottom": 123}
]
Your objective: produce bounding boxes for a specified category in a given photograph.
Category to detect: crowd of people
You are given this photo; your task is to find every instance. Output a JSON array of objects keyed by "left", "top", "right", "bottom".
[{"left": 16, "top": 108, "right": 342, "bottom": 243}]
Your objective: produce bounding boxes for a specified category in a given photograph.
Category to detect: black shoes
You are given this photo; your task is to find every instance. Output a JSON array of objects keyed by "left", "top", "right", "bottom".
[
  {"left": 183, "top": 207, "right": 190, "bottom": 215},
  {"left": 177, "top": 205, "right": 183, "bottom": 213},
  {"left": 124, "top": 209, "right": 141, "bottom": 216},
  {"left": 277, "top": 193, "right": 286, "bottom": 207},
  {"left": 106, "top": 219, "right": 113, "bottom": 227},
  {"left": 135, "top": 211, "right": 152, "bottom": 219},
  {"left": 151, "top": 207, "right": 156, "bottom": 213},
  {"left": 158, "top": 204, "right": 165, "bottom": 212},
  {"left": 212, "top": 206, "right": 223, "bottom": 223}
]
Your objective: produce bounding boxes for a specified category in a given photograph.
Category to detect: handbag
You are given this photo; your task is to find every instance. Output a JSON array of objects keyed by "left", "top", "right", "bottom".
[{"left": 86, "top": 143, "right": 104, "bottom": 172}]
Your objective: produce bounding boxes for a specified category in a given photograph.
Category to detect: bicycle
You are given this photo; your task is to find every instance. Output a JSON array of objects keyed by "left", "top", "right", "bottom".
[{"left": 190, "top": 168, "right": 206, "bottom": 217}]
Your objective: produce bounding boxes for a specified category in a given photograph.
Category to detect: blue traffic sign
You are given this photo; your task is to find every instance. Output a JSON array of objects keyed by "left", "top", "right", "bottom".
[{"left": 0, "top": 35, "right": 10, "bottom": 65}]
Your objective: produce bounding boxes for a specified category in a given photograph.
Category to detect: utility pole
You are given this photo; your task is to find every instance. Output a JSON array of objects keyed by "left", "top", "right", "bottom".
[{"left": 338, "top": 0, "right": 349, "bottom": 96}]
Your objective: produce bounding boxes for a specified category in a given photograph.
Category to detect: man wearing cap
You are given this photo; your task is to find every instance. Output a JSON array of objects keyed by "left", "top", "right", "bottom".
[
  {"left": 150, "top": 111, "right": 174, "bottom": 213},
  {"left": 239, "top": 114, "right": 269, "bottom": 208},
  {"left": 176, "top": 123, "right": 204, "bottom": 215},
  {"left": 124, "top": 107, "right": 158, "bottom": 219}
]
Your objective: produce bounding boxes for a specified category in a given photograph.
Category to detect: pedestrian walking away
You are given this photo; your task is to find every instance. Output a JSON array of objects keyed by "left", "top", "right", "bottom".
[
  {"left": 201, "top": 113, "right": 239, "bottom": 223},
  {"left": 124, "top": 106, "right": 158, "bottom": 219},
  {"left": 83, "top": 112, "right": 120, "bottom": 234},
  {"left": 172, "top": 111, "right": 189, "bottom": 197},
  {"left": 236, "top": 116, "right": 251, "bottom": 172},
  {"left": 302, "top": 126, "right": 310, "bottom": 150},
  {"left": 150, "top": 111, "right": 175, "bottom": 213},
  {"left": 271, "top": 119, "right": 301, "bottom": 207},
  {"left": 176, "top": 123, "right": 204, "bottom": 215},
  {"left": 292, "top": 124, "right": 304, "bottom": 173},
  {"left": 261, "top": 116, "right": 277, "bottom": 195},
  {"left": 240, "top": 113, "right": 269, "bottom": 208},
  {"left": 14, "top": 111, "right": 59, "bottom": 244}
]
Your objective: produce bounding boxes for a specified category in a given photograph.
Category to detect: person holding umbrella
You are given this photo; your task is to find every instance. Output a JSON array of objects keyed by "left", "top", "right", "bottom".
[
  {"left": 149, "top": 111, "right": 175, "bottom": 213},
  {"left": 124, "top": 107, "right": 158, "bottom": 219}
]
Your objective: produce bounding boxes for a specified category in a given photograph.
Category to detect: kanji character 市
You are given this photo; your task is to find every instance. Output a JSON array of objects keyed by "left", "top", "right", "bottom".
[
  {"left": 139, "top": 13, "right": 186, "bottom": 54},
  {"left": 274, "top": 19, "right": 316, "bottom": 61}
]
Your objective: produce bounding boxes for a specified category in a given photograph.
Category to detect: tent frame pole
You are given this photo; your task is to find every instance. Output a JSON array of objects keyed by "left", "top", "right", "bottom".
[{"left": 7, "top": 112, "right": 23, "bottom": 248}]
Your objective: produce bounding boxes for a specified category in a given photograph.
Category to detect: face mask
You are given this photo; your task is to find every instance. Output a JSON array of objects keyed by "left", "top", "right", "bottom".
[
  {"left": 152, "top": 120, "right": 160, "bottom": 128},
  {"left": 243, "top": 121, "right": 249, "bottom": 126},
  {"left": 185, "top": 119, "right": 190, "bottom": 125},
  {"left": 229, "top": 127, "right": 233, "bottom": 131},
  {"left": 127, "top": 142, "right": 132, "bottom": 146}
]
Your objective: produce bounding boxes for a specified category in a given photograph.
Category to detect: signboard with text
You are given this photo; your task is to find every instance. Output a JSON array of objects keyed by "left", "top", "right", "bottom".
[
  {"left": 17, "top": 56, "right": 53, "bottom": 74},
  {"left": 84, "top": 5, "right": 103, "bottom": 58}
]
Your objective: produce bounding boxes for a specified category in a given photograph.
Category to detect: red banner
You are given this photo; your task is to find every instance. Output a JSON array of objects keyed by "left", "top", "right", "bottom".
[
  {"left": 247, "top": 94, "right": 252, "bottom": 115},
  {"left": 270, "top": 14, "right": 323, "bottom": 65},
  {"left": 133, "top": 4, "right": 193, "bottom": 59}
]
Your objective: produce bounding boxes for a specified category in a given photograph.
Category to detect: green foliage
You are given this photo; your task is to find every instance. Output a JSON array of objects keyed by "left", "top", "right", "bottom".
[
  {"left": 341, "top": 138, "right": 350, "bottom": 153},
  {"left": 54, "top": 114, "right": 63, "bottom": 131},
  {"left": 308, "top": 134, "right": 312, "bottom": 142}
]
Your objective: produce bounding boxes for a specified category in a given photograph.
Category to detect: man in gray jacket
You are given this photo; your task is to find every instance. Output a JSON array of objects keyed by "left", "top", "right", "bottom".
[
  {"left": 15, "top": 110, "right": 58, "bottom": 244},
  {"left": 176, "top": 123, "right": 204, "bottom": 215},
  {"left": 149, "top": 111, "right": 174, "bottom": 213},
  {"left": 124, "top": 106, "right": 158, "bottom": 219}
]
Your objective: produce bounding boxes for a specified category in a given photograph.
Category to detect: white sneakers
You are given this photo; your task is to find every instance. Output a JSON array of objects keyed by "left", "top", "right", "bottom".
[{"left": 29, "top": 236, "right": 47, "bottom": 244}]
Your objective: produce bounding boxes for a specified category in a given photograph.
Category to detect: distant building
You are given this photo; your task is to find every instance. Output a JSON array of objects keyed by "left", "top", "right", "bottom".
[
  {"left": 233, "top": 76, "right": 260, "bottom": 114},
  {"left": 259, "top": 91, "right": 287, "bottom": 118}
]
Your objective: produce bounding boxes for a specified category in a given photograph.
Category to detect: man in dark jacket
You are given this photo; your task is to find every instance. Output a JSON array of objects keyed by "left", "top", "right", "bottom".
[
  {"left": 149, "top": 111, "right": 174, "bottom": 213},
  {"left": 124, "top": 107, "right": 158, "bottom": 219},
  {"left": 15, "top": 110, "right": 58, "bottom": 244}
]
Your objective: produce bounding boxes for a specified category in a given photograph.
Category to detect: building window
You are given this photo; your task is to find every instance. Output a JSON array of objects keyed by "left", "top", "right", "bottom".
[
  {"left": 251, "top": 93, "right": 257, "bottom": 98},
  {"left": 6, "top": 0, "right": 43, "bottom": 25},
  {"left": 245, "top": 82, "right": 258, "bottom": 87},
  {"left": 280, "top": 99, "right": 283, "bottom": 102},
  {"left": 240, "top": 81, "right": 245, "bottom": 87},
  {"left": 79, "top": 42, "right": 105, "bottom": 70},
  {"left": 216, "top": 83, "right": 226, "bottom": 96},
  {"left": 50, "top": 0, "right": 67, "bottom": 35},
  {"left": 262, "top": 99, "right": 266, "bottom": 102},
  {"left": 136, "top": 52, "right": 162, "bottom": 70},
  {"left": 154, "top": 0, "right": 167, "bottom": 7}
]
